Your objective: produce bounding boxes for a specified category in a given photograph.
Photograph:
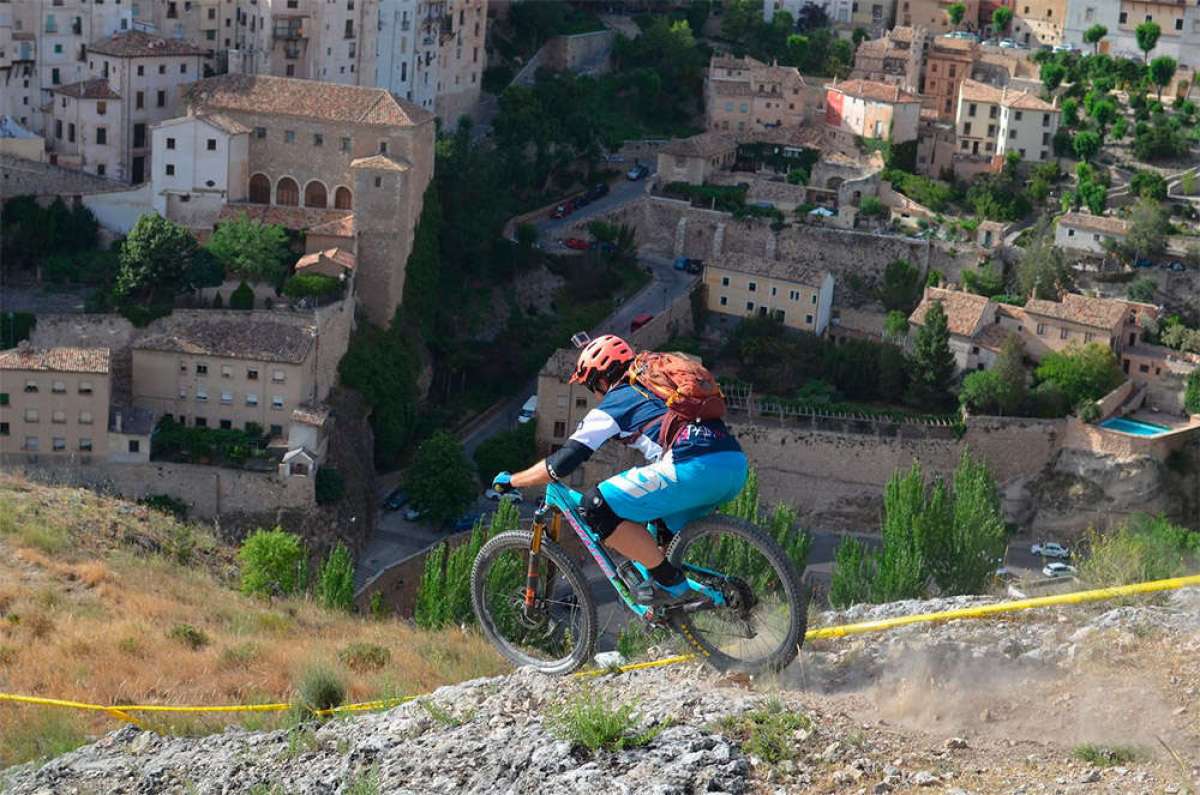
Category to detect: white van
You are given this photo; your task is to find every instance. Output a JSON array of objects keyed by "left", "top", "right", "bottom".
[{"left": 517, "top": 395, "right": 538, "bottom": 424}]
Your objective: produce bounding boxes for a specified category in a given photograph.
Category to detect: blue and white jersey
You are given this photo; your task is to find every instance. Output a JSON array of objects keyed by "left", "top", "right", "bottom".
[{"left": 567, "top": 383, "right": 741, "bottom": 464}]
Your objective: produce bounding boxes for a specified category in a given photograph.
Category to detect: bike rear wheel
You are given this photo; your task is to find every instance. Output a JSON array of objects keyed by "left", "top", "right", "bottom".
[
  {"left": 470, "top": 530, "right": 597, "bottom": 676},
  {"left": 666, "top": 516, "right": 807, "bottom": 674}
]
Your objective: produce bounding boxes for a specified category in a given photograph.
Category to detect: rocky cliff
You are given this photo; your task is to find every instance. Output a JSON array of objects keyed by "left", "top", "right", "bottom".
[{"left": 5, "top": 590, "right": 1199, "bottom": 795}]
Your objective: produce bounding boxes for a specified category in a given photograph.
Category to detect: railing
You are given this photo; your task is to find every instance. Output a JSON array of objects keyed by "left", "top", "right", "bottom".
[{"left": 721, "top": 381, "right": 962, "bottom": 427}]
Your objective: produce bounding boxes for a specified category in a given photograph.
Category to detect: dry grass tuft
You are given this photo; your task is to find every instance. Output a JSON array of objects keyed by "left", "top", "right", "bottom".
[{"left": 0, "top": 474, "right": 509, "bottom": 768}]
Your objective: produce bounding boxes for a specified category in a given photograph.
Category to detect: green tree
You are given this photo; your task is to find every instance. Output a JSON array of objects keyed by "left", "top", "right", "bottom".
[
  {"left": 1083, "top": 24, "right": 1107, "bottom": 53},
  {"left": 1018, "top": 220, "right": 1072, "bottom": 299},
  {"left": 941, "top": 451, "right": 1007, "bottom": 596},
  {"left": 1072, "top": 130, "right": 1102, "bottom": 162},
  {"left": 1088, "top": 98, "right": 1118, "bottom": 132},
  {"left": 878, "top": 258, "right": 923, "bottom": 313},
  {"left": 1185, "top": 370, "right": 1200, "bottom": 414},
  {"left": 945, "top": 1, "right": 966, "bottom": 27},
  {"left": 1040, "top": 62, "right": 1067, "bottom": 93},
  {"left": 114, "top": 213, "right": 199, "bottom": 304},
  {"left": 404, "top": 431, "right": 476, "bottom": 524},
  {"left": 993, "top": 333, "right": 1028, "bottom": 415},
  {"left": 1130, "top": 169, "right": 1168, "bottom": 200},
  {"left": 829, "top": 536, "right": 874, "bottom": 608},
  {"left": 959, "top": 370, "right": 1007, "bottom": 414},
  {"left": 473, "top": 422, "right": 536, "bottom": 483},
  {"left": 1148, "top": 55, "right": 1177, "bottom": 101},
  {"left": 873, "top": 464, "right": 928, "bottom": 602},
  {"left": 315, "top": 467, "right": 345, "bottom": 504},
  {"left": 962, "top": 260, "right": 1006, "bottom": 297},
  {"left": 906, "top": 300, "right": 956, "bottom": 409},
  {"left": 884, "top": 310, "right": 910, "bottom": 339},
  {"left": 991, "top": 6, "right": 1013, "bottom": 36},
  {"left": 229, "top": 280, "right": 254, "bottom": 310},
  {"left": 1135, "top": 20, "right": 1160, "bottom": 63},
  {"left": 1034, "top": 343, "right": 1124, "bottom": 406},
  {"left": 238, "top": 528, "right": 306, "bottom": 596},
  {"left": 316, "top": 542, "right": 355, "bottom": 611},
  {"left": 1124, "top": 196, "right": 1171, "bottom": 261},
  {"left": 205, "top": 212, "right": 292, "bottom": 284},
  {"left": 1127, "top": 276, "right": 1157, "bottom": 302}
]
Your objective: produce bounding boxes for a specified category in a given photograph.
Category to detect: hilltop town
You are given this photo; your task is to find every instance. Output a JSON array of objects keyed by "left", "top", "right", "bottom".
[{"left": 2, "top": 0, "right": 1200, "bottom": 785}]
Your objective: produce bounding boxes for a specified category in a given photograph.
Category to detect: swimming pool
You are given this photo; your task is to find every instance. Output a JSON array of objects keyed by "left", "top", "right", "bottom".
[{"left": 1098, "top": 417, "right": 1171, "bottom": 437}]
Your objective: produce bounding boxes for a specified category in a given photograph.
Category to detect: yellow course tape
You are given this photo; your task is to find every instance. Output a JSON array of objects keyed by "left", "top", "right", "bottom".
[{"left": 4, "top": 574, "right": 1198, "bottom": 722}]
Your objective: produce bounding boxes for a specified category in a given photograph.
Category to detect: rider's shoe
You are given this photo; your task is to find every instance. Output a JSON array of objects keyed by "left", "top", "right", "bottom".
[{"left": 634, "top": 577, "right": 712, "bottom": 608}]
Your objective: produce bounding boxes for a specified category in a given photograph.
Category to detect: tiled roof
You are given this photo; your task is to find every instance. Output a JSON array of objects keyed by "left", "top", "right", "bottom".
[
  {"left": 710, "top": 54, "right": 766, "bottom": 72},
  {"left": 747, "top": 124, "right": 835, "bottom": 149},
  {"left": 1058, "top": 211, "right": 1129, "bottom": 236},
  {"left": 974, "top": 322, "right": 1012, "bottom": 352},
  {"left": 889, "top": 26, "right": 920, "bottom": 43},
  {"left": 198, "top": 113, "right": 251, "bottom": 135},
  {"left": 828, "top": 79, "right": 919, "bottom": 104},
  {"left": 1024, "top": 293, "right": 1130, "bottom": 331},
  {"left": 295, "top": 247, "right": 356, "bottom": 275},
  {"left": 291, "top": 404, "right": 331, "bottom": 428},
  {"left": 307, "top": 214, "right": 355, "bottom": 238},
  {"left": 185, "top": 75, "right": 431, "bottom": 128},
  {"left": 909, "top": 287, "right": 990, "bottom": 337},
  {"left": 0, "top": 346, "right": 110, "bottom": 374},
  {"left": 710, "top": 80, "right": 754, "bottom": 97},
  {"left": 540, "top": 348, "right": 579, "bottom": 380},
  {"left": 349, "top": 154, "right": 411, "bottom": 172},
  {"left": 88, "top": 30, "right": 207, "bottom": 57},
  {"left": 958, "top": 78, "right": 1056, "bottom": 112},
  {"left": 133, "top": 318, "right": 316, "bottom": 363},
  {"left": 661, "top": 131, "right": 737, "bottom": 159},
  {"left": 710, "top": 254, "right": 829, "bottom": 287},
  {"left": 52, "top": 78, "right": 120, "bottom": 100},
  {"left": 217, "top": 204, "right": 354, "bottom": 233},
  {"left": 756, "top": 65, "right": 805, "bottom": 87}
]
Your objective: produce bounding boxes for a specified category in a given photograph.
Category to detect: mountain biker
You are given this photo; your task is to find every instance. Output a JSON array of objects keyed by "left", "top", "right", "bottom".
[{"left": 492, "top": 334, "right": 747, "bottom": 606}]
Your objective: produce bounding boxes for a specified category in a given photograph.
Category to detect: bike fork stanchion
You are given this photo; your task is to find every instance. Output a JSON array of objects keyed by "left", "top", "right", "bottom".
[{"left": 524, "top": 506, "right": 551, "bottom": 610}]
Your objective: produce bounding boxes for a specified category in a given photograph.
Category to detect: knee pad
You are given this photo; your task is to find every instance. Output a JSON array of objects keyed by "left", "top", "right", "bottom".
[{"left": 580, "top": 486, "right": 621, "bottom": 540}]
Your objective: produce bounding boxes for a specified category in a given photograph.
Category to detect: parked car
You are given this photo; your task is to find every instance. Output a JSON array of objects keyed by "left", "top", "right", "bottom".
[
  {"left": 998, "top": 38, "right": 1021, "bottom": 48},
  {"left": 485, "top": 488, "right": 523, "bottom": 503},
  {"left": 1134, "top": 257, "right": 1155, "bottom": 269},
  {"left": 1031, "top": 541, "right": 1070, "bottom": 559},
  {"left": 673, "top": 256, "right": 689, "bottom": 271},
  {"left": 517, "top": 395, "right": 537, "bottom": 424},
  {"left": 453, "top": 512, "right": 483, "bottom": 532},
  {"left": 563, "top": 237, "right": 590, "bottom": 250},
  {"left": 584, "top": 183, "right": 610, "bottom": 202},
  {"left": 403, "top": 506, "right": 425, "bottom": 521},
  {"left": 1052, "top": 43, "right": 1079, "bottom": 53},
  {"left": 382, "top": 489, "right": 409, "bottom": 511},
  {"left": 630, "top": 312, "right": 654, "bottom": 333},
  {"left": 626, "top": 163, "right": 650, "bottom": 181},
  {"left": 550, "top": 199, "right": 575, "bottom": 219},
  {"left": 685, "top": 258, "right": 704, "bottom": 274},
  {"left": 1042, "top": 562, "right": 1078, "bottom": 578}
]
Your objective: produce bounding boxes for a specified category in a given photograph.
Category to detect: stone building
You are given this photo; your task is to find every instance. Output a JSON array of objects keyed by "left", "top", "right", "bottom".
[
  {"left": 1055, "top": 212, "right": 1129, "bottom": 256},
  {"left": 923, "top": 35, "right": 978, "bottom": 119},
  {"left": 824, "top": 78, "right": 921, "bottom": 143},
  {"left": 897, "top": 0, "right": 981, "bottom": 32},
  {"left": 656, "top": 132, "right": 737, "bottom": 186},
  {"left": 852, "top": 0, "right": 900, "bottom": 36},
  {"left": 150, "top": 112, "right": 251, "bottom": 221},
  {"left": 0, "top": 345, "right": 116, "bottom": 463},
  {"left": 705, "top": 54, "right": 809, "bottom": 137},
  {"left": 0, "top": 2, "right": 40, "bottom": 129},
  {"left": 1004, "top": 0, "right": 1068, "bottom": 47},
  {"left": 763, "top": 0, "right": 855, "bottom": 24},
  {"left": 164, "top": 74, "right": 435, "bottom": 325},
  {"left": 955, "top": 78, "right": 1059, "bottom": 163},
  {"left": 703, "top": 255, "right": 835, "bottom": 334},
  {"left": 851, "top": 25, "right": 928, "bottom": 93},
  {"left": 1064, "top": 0, "right": 1200, "bottom": 92}
]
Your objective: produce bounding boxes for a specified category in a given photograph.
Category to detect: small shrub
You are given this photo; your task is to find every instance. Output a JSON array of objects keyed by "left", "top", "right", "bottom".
[
  {"left": 211, "top": 292, "right": 224, "bottom": 309},
  {"left": 1078, "top": 516, "right": 1199, "bottom": 587},
  {"left": 316, "top": 542, "right": 355, "bottom": 611},
  {"left": 369, "top": 591, "right": 388, "bottom": 620},
  {"left": 338, "top": 642, "right": 391, "bottom": 673},
  {"left": 1185, "top": 370, "right": 1200, "bottom": 414},
  {"left": 283, "top": 273, "right": 342, "bottom": 300},
  {"left": 1072, "top": 744, "right": 1144, "bottom": 767},
  {"left": 229, "top": 280, "right": 255, "bottom": 310},
  {"left": 1076, "top": 400, "right": 1102, "bottom": 423},
  {"left": 547, "top": 689, "right": 663, "bottom": 753},
  {"left": 238, "top": 528, "right": 306, "bottom": 597},
  {"left": 292, "top": 664, "right": 347, "bottom": 720},
  {"left": 117, "top": 636, "right": 143, "bottom": 657},
  {"left": 315, "top": 467, "right": 345, "bottom": 505},
  {"left": 218, "top": 642, "right": 261, "bottom": 670},
  {"left": 168, "top": 623, "right": 210, "bottom": 650},
  {"left": 140, "top": 493, "right": 189, "bottom": 520},
  {"left": 344, "top": 765, "right": 381, "bottom": 795},
  {"left": 717, "top": 699, "right": 812, "bottom": 765}
]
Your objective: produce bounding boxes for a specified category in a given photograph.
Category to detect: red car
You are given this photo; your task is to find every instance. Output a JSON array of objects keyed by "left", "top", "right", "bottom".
[
  {"left": 630, "top": 313, "right": 654, "bottom": 332},
  {"left": 550, "top": 199, "right": 575, "bottom": 219},
  {"left": 563, "top": 237, "right": 590, "bottom": 250}
]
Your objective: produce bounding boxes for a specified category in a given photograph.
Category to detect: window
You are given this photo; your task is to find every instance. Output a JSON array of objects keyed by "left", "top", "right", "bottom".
[
  {"left": 25, "top": 380, "right": 38, "bottom": 393},
  {"left": 1119, "top": 10, "right": 1127, "bottom": 23},
  {"left": 136, "top": 65, "right": 144, "bottom": 76},
  {"left": 284, "top": 130, "right": 295, "bottom": 143},
  {"left": 79, "top": 438, "right": 92, "bottom": 451},
  {"left": 964, "top": 122, "right": 972, "bottom": 135},
  {"left": 196, "top": 364, "right": 208, "bottom": 375},
  {"left": 246, "top": 393, "right": 258, "bottom": 406},
  {"left": 1060, "top": 328, "right": 1069, "bottom": 340},
  {"left": 721, "top": 276, "right": 730, "bottom": 287},
  {"left": 247, "top": 368, "right": 258, "bottom": 380},
  {"left": 1176, "top": 17, "right": 1183, "bottom": 31},
  {"left": 270, "top": 424, "right": 283, "bottom": 437},
  {"left": 52, "top": 410, "right": 66, "bottom": 424},
  {"left": 1015, "top": 110, "right": 1023, "bottom": 121},
  {"left": 272, "top": 369, "right": 285, "bottom": 382},
  {"left": 97, "top": 101, "right": 107, "bottom": 116},
  {"left": 719, "top": 296, "right": 728, "bottom": 306},
  {"left": 196, "top": 386, "right": 208, "bottom": 401},
  {"left": 313, "top": 133, "right": 323, "bottom": 147},
  {"left": 553, "top": 421, "right": 566, "bottom": 438},
  {"left": 79, "top": 411, "right": 93, "bottom": 425},
  {"left": 746, "top": 301, "right": 755, "bottom": 311},
  {"left": 97, "top": 164, "right": 107, "bottom": 177},
  {"left": 988, "top": 124, "right": 996, "bottom": 137},
  {"left": 158, "top": 64, "right": 166, "bottom": 75},
  {"left": 969, "top": 104, "right": 977, "bottom": 117},
  {"left": 220, "top": 391, "right": 233, "bottom": 405},
  {"left": 55, "top": 120, "right": 62, "bottom": 140},
  {"left": 1036, "top": 323, "right": 1046, "bottom": 335},
  {"left": 96, "top": 127, "right": 107, "bottom": 145},
  {"left": 195, "top": 417, "right": 207, "bottom": 428},
  {"left": 165, "top": 164, "right": 175, "bottom": 176},
  {"left": 221, "top": 365, "right": 232, "bottom": 378},
  {"left": 1067, "top": 228, "right": 1075, "bottom": 237},
  {"left": 271, "top": 396, "right": 284, "bottom": 409},
  {"left": 206, "top": 138, "right": 217, "bottom": 151},
  {"left": 575, "top": 397, "right": 587, "bottom": 409},
  {"left": 0, "top": 393, "right": 7, "bottom": 406},
  {"left": 378, "top": 140, "right": 388, "bottom": 154},
  {"left": 220, "top": 419, "right": 232, "bottom": 430},
  {"left": 990, "top": 106, "right": 998, "bottom": 119},
  {"left": 771, "top": 287, "right": 777, "bottom": 297},
  {"left": 789, "top": 290, "right": 800, "bottom": 301},
  {"left": 340, "top": 137, "right": 351, "bottom": 152},
  {"left": 255, "top": 126, "right": 266, "bottom": 139},
  {"left": 180, "top": 63, "right": 187, "bottom": 74},
  {"left": 748, "top": 281, "right": 757, "bottom": 292},
  {"left": 24, "top": 408, "right": 38, "bottom": 423},
  {"left": 23, "top": 437, "right": 38, "bottom": 452},
  {"left": 374, "top": 177, "right": 382, "bottom": 188},
  {"left": 136, "top": 91, "right": 144, "bottom": 109},
  {"left": 0, "top": 423, "right": 7, "bottom": 437},
  {"left": 52, "top": 380, "right": 66, "bottom": 394},
  {"left": 812, "top": 294, "right": 818, "bottom": 304},
  {"left": 52, "top": 437, "right": 66, "bottom": 452},
  {"left": 156, "top": 90, "right": 165, "bottom": 108},
  {"left": 178, "top": 386, "right": 188, "bottom": 399},
  {"left": 805, "top": 314, "right": 814, "bottom": 325}
]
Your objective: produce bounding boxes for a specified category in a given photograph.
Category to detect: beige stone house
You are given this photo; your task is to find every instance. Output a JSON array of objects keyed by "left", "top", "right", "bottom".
[
  {"left": 824, "top": 79, "right": 921, "bottom": 143},
  {"left": 1055, "top": 212, "right": 1128, "bottom": 255},
  {"left": 0, "top": 345, "right": 114, "bottom": 462},
  {"left": 704, "top": 255, "right": 835, "bottom": 334},
  {"left": 898, "top": 0, "right": 981, "bottom": 32},
  {"left": 1010, "top": 0, "right": 1068, "bottom": 47},
  {"left": 130, "top": 316, "right": 323, "bottom": 440},
  {"left": 923, "top": 35, "right": 977, "bottom": 119},
  {"left": 852, "top": 26, "right": 927, "bottom": 93},
  {"left": 705, "top": 54, "right": 809, "bottom": 136},
  {"left": 656, "top": 132, "right": 737, "bottom": 186},
  {"left": 163, "top": 74, "right": 435, "bottom": 325},
  {"left": 956, "top": 78, "right": 1058, "bottom": 164}
]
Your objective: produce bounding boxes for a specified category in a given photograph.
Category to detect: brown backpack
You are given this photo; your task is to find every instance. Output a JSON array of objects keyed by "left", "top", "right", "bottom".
[{"left": 625, "top": 351, "right": 726, "bottom": 449}]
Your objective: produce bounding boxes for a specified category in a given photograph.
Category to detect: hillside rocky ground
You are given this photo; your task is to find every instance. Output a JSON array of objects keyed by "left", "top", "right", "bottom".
[{"left": 4, "top": 589, "right": 1198, "bottom": 795}]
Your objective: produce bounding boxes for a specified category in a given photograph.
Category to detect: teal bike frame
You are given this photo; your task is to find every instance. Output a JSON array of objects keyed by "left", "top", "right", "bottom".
[{"left": 535, "top": 481, "right": 727, "bottom": 620}]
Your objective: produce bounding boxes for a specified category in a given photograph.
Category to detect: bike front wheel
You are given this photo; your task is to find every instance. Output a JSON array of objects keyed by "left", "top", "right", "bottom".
[
  {"left": 470, "top": 530, "right": 598, "bottom": 676},
  {"left": 666, "top": 516, "right": 807, "bottom": 674}
]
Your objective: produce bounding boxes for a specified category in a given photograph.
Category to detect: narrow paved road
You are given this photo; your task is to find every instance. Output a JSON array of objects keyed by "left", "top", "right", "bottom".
[{"left": 534, "top": 168, "right": 654, "bottom": 243}]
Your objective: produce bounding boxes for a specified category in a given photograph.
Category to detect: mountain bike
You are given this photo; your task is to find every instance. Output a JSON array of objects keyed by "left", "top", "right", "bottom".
[{"left": 470, "top": 481, "right": 807, "bottom": 676}]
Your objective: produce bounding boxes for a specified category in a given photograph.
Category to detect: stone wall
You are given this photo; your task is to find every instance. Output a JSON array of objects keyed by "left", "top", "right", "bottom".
[
  {"left": 629, "top": 287, "right": 695, "bottom": 350},
  {"left": 0, "top": 154, "right": 126, "bottom": 199},
  {"left": 80, "top": 183, "right": 154, "bottom": 235},
  {"left": 542, "top": 30, "right": 615, "bottom": 74}
]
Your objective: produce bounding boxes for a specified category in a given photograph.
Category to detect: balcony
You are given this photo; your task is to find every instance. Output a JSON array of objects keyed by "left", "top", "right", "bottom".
[{"left": 272, "top": 20, "right": 306, "bottom": 39}]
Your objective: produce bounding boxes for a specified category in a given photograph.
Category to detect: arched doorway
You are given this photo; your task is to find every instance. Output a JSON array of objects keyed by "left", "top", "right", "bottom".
[
  {"left": 248, "top": 173, "right": 270, "bottom": 204},
  {"left": 333, "top": 186, "right": 352, "bottom": 210},
  {"left": 304, "top": 180, "right": 327, "bottom": 208},
  {"left": 276, "top": 177, "right": 299, "bottom": 206}
]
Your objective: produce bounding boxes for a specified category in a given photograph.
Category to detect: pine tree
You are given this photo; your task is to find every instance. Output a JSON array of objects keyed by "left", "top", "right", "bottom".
[{"left": 906, "top": 300, "right": 957, "bottom": 410}]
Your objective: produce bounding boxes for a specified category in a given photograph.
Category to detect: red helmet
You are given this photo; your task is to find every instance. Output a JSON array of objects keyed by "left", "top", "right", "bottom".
[{"left": 570, "top": 334, "right": 634, "bottom": 389}]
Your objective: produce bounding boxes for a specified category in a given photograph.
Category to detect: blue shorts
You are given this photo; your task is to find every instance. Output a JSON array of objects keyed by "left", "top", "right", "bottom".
[{"left": 597, "top": 451, "right": 749, "bottom": 532}]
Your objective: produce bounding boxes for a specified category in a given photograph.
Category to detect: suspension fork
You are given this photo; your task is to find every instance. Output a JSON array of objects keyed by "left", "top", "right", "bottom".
[{"left": 524, "top": 508, "right": 562, "bottom": 609}]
